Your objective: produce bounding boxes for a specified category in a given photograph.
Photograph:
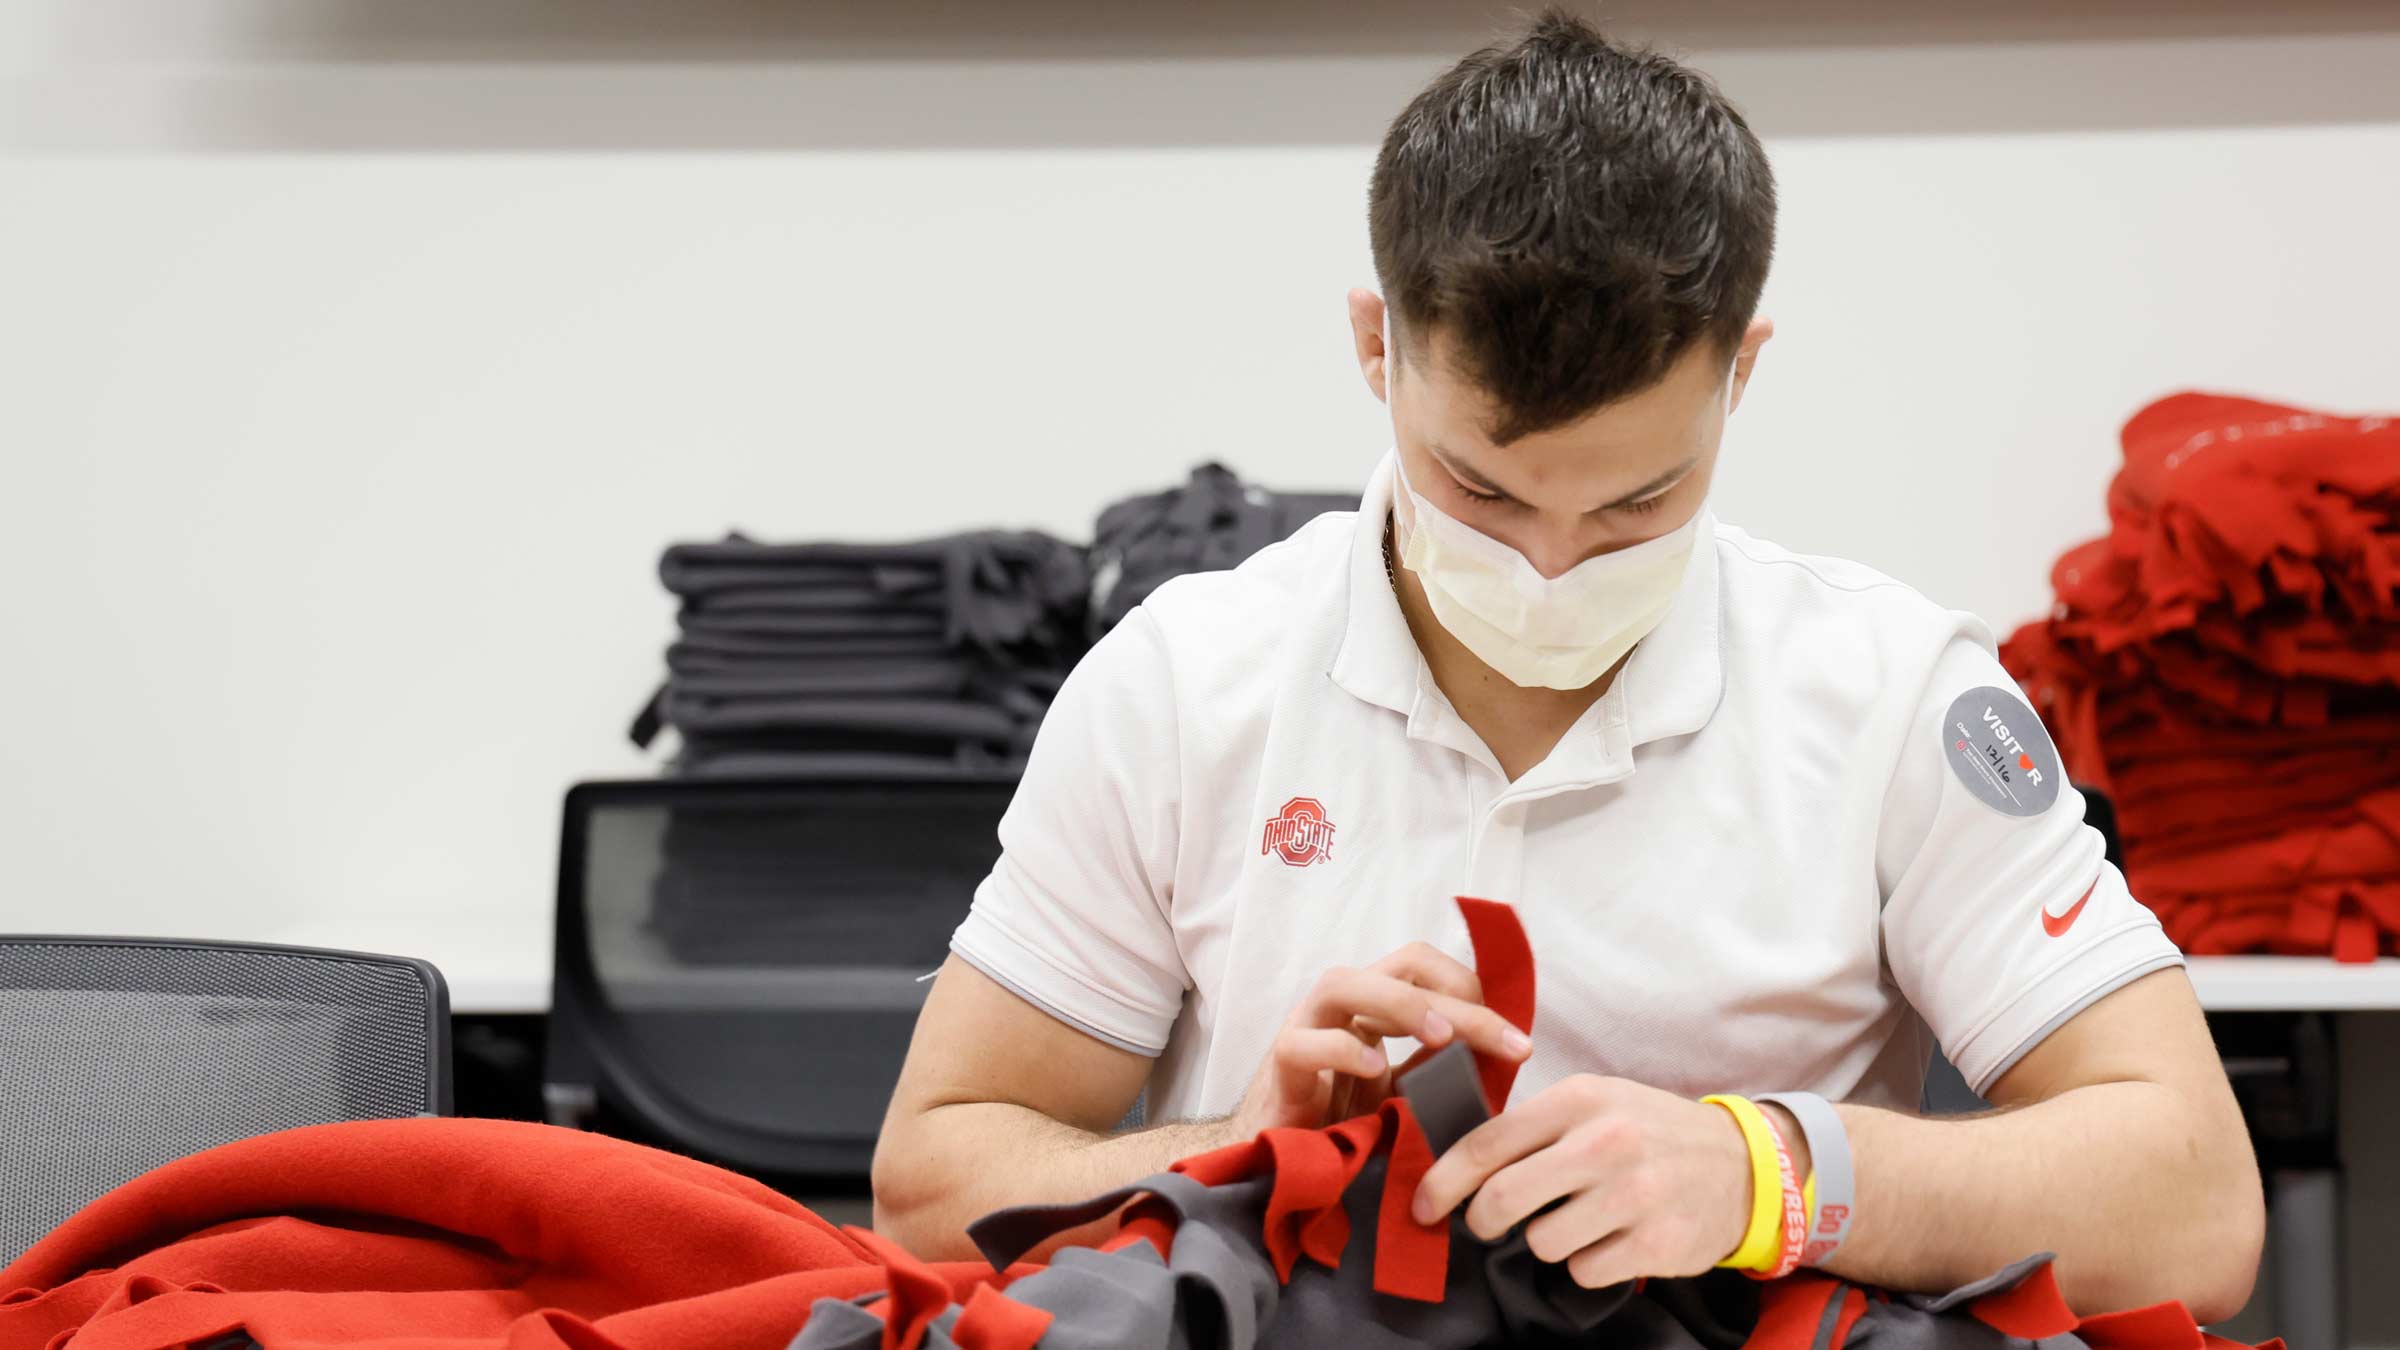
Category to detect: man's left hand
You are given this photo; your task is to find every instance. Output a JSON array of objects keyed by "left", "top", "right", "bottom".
[{"left": 1407, "top": 1075, "right": 1768, "bottom": 1286}]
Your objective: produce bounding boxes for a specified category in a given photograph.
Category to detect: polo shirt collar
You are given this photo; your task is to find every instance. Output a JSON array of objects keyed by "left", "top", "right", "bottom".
[
  {"left": 1328, "top": 450, "right": 1725, "bottom": 751},
  {"left": 1618, "top": 506, "right": 1725, "bottom": 748},
  {"left": 1327, "top": 453, "right": 1421, "bottom": 718}
]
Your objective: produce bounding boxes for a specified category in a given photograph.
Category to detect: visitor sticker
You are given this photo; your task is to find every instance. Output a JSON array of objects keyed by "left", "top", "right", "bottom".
[{"left": 1941, "top": 686, "right": 2062, "bottom": 818}]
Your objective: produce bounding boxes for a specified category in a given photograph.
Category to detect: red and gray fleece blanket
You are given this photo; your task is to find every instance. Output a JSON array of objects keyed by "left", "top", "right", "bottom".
[{"left": 1, "top": 900, "right": 2279, "bottom": 1350}]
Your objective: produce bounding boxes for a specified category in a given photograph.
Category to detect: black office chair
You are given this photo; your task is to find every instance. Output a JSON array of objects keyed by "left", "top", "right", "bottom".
[
  {"left": 0, "top": 936, "right": 451, "bottom": 1267},
  {"left": 543, "top": 775, "right": 1018, "bottom": 1183}
]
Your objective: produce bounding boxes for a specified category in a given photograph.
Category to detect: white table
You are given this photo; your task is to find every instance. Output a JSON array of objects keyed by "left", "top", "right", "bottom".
[{"left": 2184, "top": 955, "right": 2400, "bottom": 1011}]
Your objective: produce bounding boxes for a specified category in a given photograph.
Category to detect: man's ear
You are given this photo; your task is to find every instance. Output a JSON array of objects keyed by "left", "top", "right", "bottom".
[
  {"left": 1730, "top": 315, "right": 1775, "bottom": 411},
  {"left": 1347, "top": 286, "right": 1394, "bottom": 403}
]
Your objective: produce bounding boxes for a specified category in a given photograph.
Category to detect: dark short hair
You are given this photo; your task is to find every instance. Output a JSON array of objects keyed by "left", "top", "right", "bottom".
[{"left": 1370, "top": 8, "right": 1777, "bottom": 444}]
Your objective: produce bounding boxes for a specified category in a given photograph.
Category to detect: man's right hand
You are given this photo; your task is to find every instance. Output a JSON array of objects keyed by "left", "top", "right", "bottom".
[{"left": 1229, "top": 941, "right": 1534, "bottom": 1137}]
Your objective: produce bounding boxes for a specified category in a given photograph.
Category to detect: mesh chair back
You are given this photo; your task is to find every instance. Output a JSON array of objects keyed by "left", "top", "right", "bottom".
[
  {"left": 549, "top": 776, "right": 1014, "bottom": 1178},
  {"left": 0, "top": 937, "right": 450, "bottom": 1266}
]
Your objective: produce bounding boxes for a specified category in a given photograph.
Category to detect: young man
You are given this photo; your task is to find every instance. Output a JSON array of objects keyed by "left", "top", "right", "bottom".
[{"left": 874, "top": 9, "right": 2263, "bottom": 1319}]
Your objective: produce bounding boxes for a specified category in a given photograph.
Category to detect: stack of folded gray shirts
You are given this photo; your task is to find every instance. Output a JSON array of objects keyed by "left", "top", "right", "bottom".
[
  {"left": 630, "top": 530, "right": 1091, "bottom": 778},
  {"left": 1087, "top": 462, "right": 1358, "bottom": 640}
]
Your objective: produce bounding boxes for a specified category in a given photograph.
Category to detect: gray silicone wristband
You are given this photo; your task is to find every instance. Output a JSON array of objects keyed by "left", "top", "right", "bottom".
[{"left": 1755, "top": 1091, "right": 1854, "bottom": 1267}]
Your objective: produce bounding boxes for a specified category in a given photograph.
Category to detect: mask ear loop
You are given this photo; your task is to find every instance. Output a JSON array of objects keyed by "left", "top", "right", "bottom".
[
  {"left": 1380, "top": 302, "right": 1410, "bottom": 556},
  {"left": 1379, "top": 304, "right": 1398, "bottom": 403}
]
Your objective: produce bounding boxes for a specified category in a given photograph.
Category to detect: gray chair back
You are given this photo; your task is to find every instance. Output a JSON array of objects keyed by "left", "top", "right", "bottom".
[
  {"left": 0, "top": 936, "right": 450, "bottom": 1266},
  {"left": 545, "top": 775, "right": 1014, "bottom": 1181}
]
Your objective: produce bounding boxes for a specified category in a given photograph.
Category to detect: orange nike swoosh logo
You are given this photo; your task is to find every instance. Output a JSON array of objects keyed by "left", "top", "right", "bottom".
[{"left": 2041, "top": 881, "right": 2098, "bottom": 937}]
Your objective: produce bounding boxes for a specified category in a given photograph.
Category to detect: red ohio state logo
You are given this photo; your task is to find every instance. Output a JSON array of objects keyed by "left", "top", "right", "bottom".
[{"left": 1261, "top": 796, "right": 1336, "bottom": 867}]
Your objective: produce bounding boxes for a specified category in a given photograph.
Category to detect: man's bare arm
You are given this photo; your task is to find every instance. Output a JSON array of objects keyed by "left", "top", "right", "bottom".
[
  {"left": 871, "top": 957, "right": 1237, "bottom": 1260},
  {"left": 1816, "top": 969, "right": 2264, "bottom": 1320}
]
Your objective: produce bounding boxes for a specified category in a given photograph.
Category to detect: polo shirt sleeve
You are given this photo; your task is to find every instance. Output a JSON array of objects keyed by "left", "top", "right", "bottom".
[
  {"left": 948, "top": 607, "right": 1189, "bottom": 1055},
  {"left": 1876, "top": 625, "right": 2186, "bottom": 1098}
]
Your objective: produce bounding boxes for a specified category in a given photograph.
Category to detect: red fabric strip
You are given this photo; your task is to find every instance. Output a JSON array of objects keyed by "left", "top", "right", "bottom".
[
  {"left": 846, "top": 1227, "right": 954, "bottom": 1350},
  {"left": 1169, "top": 1136, "right": 1272, "bottom": 1187},
  {"left": 1099, "top": 1197, "right": 1178, "bottom": 1261},
  {"left": 1741, "top": 1275, "right": 1842, "bottom": 1350},
  {"left": 1297, "top": 1203, "right": 1353, "bottom": 1272},
  {"left": 1299, "top": 1111, "right": 1388, "bottom": 1269},
  {"left": 950, "top": 1283, "right": 1055, "bottom": 1350},
  {"left": 1259, "top": 1128, "right": 1347, "bottom": 1283},
  {"left": 1370, "top": 1099, "right": 1448, "bottom": 1303},
  {"left": 2074, "top": 1299, "right": 2206, "bottom": 1349},
  {"left": 1456, "top": 896, "right": 1537, "bottom": 1108},
  {"left": 1828, "top": 1286, "right": 1869, "bottom": 1349}
]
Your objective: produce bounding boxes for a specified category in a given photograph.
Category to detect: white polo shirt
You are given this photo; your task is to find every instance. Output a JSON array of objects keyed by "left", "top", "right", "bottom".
[{"left": 951, "top": 454, "right": 2183, "bottom": 1124}]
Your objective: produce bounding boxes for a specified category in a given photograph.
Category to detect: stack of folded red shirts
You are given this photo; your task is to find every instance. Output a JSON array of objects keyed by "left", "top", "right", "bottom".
[{"left": 2002, "top": 392, "right": 2400, "bottom": 962}]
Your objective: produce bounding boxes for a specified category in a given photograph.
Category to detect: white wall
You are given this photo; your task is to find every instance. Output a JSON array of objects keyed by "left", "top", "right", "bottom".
[
  {"left": 8, "top": 3, "right": 2398, "bottom": 936},
  {"left": 6, "top": 17, "right": 2399, "bottom": 910}
]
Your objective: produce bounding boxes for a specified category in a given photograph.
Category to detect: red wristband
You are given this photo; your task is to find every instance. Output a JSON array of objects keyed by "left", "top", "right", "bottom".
[{"left": 1742, "top": 1110, "right": 1807, "bottom": 1280}]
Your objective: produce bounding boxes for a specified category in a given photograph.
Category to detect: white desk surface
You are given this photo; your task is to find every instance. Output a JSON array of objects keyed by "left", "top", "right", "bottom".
[
  {"left": 2182, "top": 955, "right": 2400, "bottom": 1012},
  {"left": 253, "top": 916, "right": 2400, "bottom": 1018}
]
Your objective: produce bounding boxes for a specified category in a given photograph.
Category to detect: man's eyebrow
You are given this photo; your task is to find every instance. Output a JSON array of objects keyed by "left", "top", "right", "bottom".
[
  {"left": 1597, "top": 456, "right": 1700, "bottom": 511},
  {"left": 1432, "top": 445, "right": 1699, "bottom": 511},
  {"left": 1427, "top": 446, "right": 1509, "bottom": 494}
]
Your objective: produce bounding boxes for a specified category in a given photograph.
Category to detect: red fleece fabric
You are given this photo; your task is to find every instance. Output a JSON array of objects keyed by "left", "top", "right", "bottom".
[
  {"left": 2002, "top": 391, "right": 2400, "bottom": 960},
  {"left": 0, "top": 1117, "right": 1027, "bottom": 1350}
]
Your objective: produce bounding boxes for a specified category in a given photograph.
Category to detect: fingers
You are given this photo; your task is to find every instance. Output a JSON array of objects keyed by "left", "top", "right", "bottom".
[
  {"left": 1464, "top": 1149, "right": 1587, "bottom": 1244},
  {"left": 1272, "top": 1026, "right": 1388, "bottom": 1104},
  {"left": 1326, "top": 1056, "right": 1396, "bottom": 1122},
  {"left": 1562, "top": 1227, "right": 1646, "bottom": 1291},
  {"left": 1366, "top": 943, "right": 1525, "bottom": 1055},
  {"left": 1254, "top": 946, "right": 1530, "bottom": 1137},
  {"left": 1299, "top": 967, "right": 1530, "bottom": 1063},
  {"left": 1411, "top": 1094, "right": 1572, "bottom": 1224},
  {"left": 1370, "top": 940, "right": 1486, "bottom": 1007},
  {"left": 1520, "top": 1187, "right": 1629, "bottom": 1268}
]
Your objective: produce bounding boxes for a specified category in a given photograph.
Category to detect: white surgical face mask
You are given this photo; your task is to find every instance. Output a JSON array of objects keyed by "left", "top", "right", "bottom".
[{"left": 1381, "top": 307, "right": 1722, "bottom": 690}]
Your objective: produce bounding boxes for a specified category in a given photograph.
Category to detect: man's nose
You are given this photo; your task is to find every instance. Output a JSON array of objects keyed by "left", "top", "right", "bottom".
[{"left": 1516, "top": 523, "right": 1595, "bottom": 580}]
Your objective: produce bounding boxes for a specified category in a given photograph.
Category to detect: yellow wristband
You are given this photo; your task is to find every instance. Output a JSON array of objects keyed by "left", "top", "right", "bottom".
[
  {"left": 1702, "top": 1093, "right": 1782, "bottom": 1272},
  {"left": 1803, "top": 1172, "right": 1818, "bottom": 1231}
]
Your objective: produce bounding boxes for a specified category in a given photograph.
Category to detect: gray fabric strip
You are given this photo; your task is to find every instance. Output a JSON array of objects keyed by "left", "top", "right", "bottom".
[
  {"left": 1904, "top": 1252, "right": 2059, "bottom": 1313},
  {"left": 1397, "top": 1043, "right": 1489, "bottom": 1156},
  {"left": 968, "top": 1183, "right": 1157, "bottom": 1272}
]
